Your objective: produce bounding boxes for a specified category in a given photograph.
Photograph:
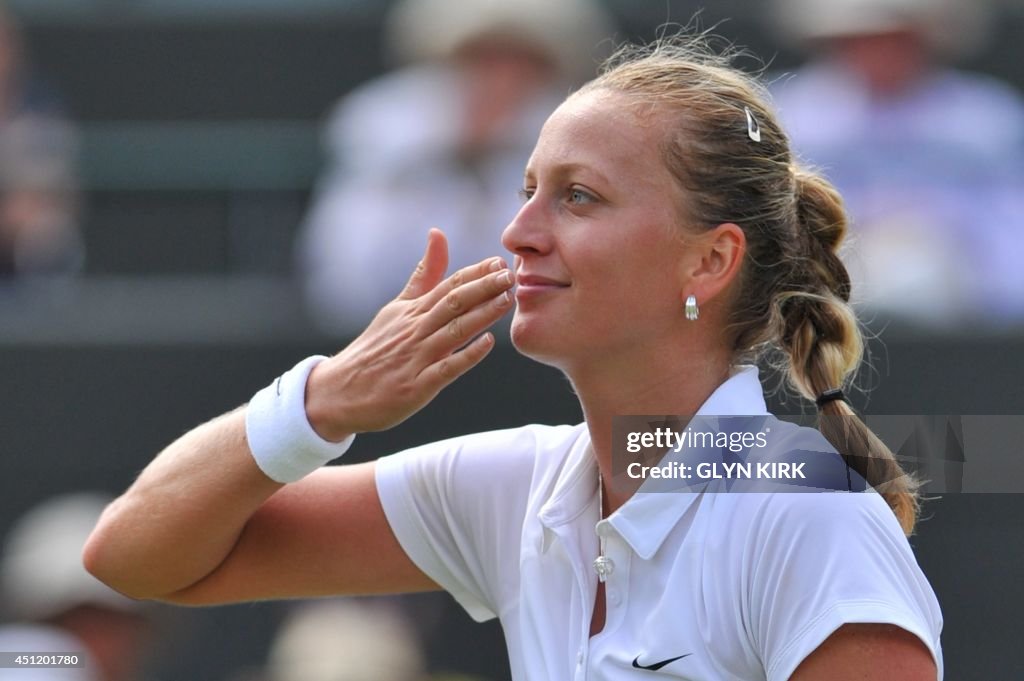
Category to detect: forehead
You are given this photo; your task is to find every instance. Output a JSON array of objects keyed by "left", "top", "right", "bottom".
[{"left": 527, "top": 88, "right": 670, "bottom": 182}]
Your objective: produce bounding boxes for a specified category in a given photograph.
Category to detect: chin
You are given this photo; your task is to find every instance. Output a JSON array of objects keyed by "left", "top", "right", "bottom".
[{"left": 509, "top": 312, "right": 571, "bottom": 370}]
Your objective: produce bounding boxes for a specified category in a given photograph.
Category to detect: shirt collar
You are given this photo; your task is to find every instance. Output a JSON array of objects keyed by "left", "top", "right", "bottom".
[
  {"left": 537, "top": 425, "right": 598, "bottom": 529},
  {"left": 536, "top": 366, "right": 768, "bottom": 540},
  {"left": 610, "top": 365, "right": 768, "bottom": 559}
]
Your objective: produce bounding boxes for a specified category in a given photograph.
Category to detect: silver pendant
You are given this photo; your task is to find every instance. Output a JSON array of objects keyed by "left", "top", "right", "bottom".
[{"left": 593, "top": 555, "right": 615, "bottom": 582}]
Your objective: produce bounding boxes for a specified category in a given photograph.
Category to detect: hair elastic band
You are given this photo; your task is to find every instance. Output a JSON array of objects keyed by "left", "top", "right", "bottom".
[{"left": 815, "top": 388, "right": 846, "bottom": 409}]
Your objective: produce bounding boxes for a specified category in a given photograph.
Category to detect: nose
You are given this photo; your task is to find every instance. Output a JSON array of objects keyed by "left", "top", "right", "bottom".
[{"left": 501, "top": 196, "right": 552, "bottom": 259}]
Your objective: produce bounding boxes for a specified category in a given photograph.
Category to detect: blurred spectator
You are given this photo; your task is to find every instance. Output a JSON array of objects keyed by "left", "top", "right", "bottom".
[
  {"left": 230, "top": 597, "right": 496, "bottom": 681},
  {"left": 0, "top": 493, "right": 157, "bottom": 681},
  {"left": 263, "top": 599, "right": 426, "bottom": 681},
  {"left": 770, "top": 0, "right": 1024, "bottom": 326},
  {"left": 0, "top": 4, "right": 81, "bottom": 280},
  {"left": 296, "top": 0, "right": 614, "bottom": 333}
]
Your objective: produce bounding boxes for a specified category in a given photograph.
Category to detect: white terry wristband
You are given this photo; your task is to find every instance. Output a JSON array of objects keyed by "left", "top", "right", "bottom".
[{"left": 245, "top": 355, "right": 355, "bottom": 483}]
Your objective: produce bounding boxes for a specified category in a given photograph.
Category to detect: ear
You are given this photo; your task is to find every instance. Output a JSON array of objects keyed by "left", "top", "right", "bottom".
[{"left": 678, "top": 222, "right": 746, "bottom": 306}]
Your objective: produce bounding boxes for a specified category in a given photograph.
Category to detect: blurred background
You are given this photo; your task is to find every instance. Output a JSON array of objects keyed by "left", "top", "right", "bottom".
[{"left": 0, "top": 0, "right": 1022, "bottom": 678}]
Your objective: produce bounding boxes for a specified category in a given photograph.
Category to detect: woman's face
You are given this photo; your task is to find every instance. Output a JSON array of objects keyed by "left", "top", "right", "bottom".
[{"left": 502, "top": 88, "right": 696, "bottom": 369}]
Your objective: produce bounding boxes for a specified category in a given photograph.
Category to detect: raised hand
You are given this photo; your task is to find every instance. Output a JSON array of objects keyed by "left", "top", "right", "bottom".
[{"left": 305, "top": 228, "right": 514, "bottom": 439}]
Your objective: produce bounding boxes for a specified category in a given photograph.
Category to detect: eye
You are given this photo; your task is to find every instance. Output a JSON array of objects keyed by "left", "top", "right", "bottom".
[
  {"left": 568, "top": 187, "right": 596, "bottom": 205},
  {"left": 518, "top": 188, "right": 535, "bottom": 204}
]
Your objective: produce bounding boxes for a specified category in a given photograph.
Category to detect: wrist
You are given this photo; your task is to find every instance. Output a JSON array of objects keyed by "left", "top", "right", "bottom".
[
  {"left": 245, "top": 355, "right": 355, "bottom": 483},
  {"left": 304, "top": 360, "right": 354, "bottom": 443}
]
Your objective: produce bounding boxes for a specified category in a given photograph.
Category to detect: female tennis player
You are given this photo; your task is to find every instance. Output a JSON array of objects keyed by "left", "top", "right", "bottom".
[{"left": 85, "top": 37, "right": 942, "bottom": 680}]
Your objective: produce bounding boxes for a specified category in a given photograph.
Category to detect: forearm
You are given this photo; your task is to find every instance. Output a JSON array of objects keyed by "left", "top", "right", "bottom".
[{"left": 83, "top": 407, "right": 283, "bottom": 599}]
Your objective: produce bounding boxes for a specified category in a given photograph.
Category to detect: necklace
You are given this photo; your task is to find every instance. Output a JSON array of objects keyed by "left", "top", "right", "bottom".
[{"left": 593, "top": 472, "right": 615, "bottom": 582}]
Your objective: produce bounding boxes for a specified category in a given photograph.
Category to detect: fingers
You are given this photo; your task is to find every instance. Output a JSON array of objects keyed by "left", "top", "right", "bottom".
[
  {"left": 418, "top": 265, "right": 514, "bottom": 345},
  {"left": 418, "top": 332, "right": 496, "bottom": 391},
  {"left": 413, "top": 260, "right": 514, "bottom": 390},
  {"left": 422, "top": 291, "right": 513, "bottom": 365},
  {"left": 391, "top": 234, "right": 512, "bottom": 391},
  {"left": 399, "top": 229, "right": 449, "bottom": 300},
  {"left": 325, "top": 236, "right": 512, "bottom": 433},
  {"left": 417, "top": 254, "right": 508, "bottom": 310}
]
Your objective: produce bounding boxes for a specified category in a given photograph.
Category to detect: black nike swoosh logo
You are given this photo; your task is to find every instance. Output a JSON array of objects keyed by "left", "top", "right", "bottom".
[{"left": 631, "top": 653, "right": 692, "bottom": 671}]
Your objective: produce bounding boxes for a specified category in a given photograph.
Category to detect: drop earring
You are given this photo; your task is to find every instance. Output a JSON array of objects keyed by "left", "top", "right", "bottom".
[{"left": 684, "top": 295, "right": 699, "bottom": 321}]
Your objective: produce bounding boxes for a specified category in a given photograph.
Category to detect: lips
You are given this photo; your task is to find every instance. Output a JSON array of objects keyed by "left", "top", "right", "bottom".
[
  {"left": 514, "top": 273, "right": 569, "bottom": 302},
  {"left": 516, "top": 274, "right": 570, "bottom": 288}
]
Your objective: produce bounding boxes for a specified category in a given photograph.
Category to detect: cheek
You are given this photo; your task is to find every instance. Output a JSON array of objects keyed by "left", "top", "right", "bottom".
[
  {"left": 607, "top": 223, "right": 682, "bottom": 283},
  {"left": 608, "top": 240, "right": 686, "bottom": 315},
  {"left": 603, "top": 274, "right": 679, "bottom": 323}
]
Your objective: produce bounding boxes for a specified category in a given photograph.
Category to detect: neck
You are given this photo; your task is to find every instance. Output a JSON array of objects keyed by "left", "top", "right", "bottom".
[{"left": 567, "top": 342, "right": 732, "bottom": 513}]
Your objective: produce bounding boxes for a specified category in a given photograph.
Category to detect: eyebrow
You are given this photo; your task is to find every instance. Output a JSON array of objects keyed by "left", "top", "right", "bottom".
[{"left": 523, "top": 161, "right": 612, "bottom": 187}]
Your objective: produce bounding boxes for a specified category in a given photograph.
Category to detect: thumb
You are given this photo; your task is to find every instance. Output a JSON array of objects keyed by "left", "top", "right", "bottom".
[{"left": 400, "top": 228, "right": 449, "bottom": 299}]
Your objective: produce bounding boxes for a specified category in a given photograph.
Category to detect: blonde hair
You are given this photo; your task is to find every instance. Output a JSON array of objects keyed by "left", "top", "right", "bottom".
[{"left": 581, "top": 37, "right": 919, "bottom": 533}]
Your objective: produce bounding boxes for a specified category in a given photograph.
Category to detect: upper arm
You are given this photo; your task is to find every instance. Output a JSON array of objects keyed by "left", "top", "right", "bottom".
[
  {"left": 372, "top": 427, "right": 545, "bottom": 622},
  {"left": 164, "top": 461, "right": 438, "bottom": 605},
  {"left": 789, "top": 624, "right": 938, "bottom": 681}
]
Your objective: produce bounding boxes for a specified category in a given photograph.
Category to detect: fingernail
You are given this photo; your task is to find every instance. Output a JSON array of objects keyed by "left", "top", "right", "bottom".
[
  {"left": 489, "top": 258, "right": 504, "bottom": 272},
  {"left": 498, "top": 290, "right": 513, "bottom": 305},
  {"left": 499, "top": 271, "right": 513, "bottom": 286}
]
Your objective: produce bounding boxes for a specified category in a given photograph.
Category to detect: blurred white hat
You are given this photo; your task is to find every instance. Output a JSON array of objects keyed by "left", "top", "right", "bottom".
[
  {"left": 386, "top": 0, "right": 616, "bottom": 80},
  {"left": 266, "top": 599, "right": 425, "bottom": 681},
  {"left": 1, "top": 493, "right": 140, "bottom": 621},
  {"left": 772, "top": 0, "right": 992, "bottom": 57}
]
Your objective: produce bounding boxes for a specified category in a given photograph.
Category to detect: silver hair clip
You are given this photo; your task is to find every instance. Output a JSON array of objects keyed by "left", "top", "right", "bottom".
[{"left": 744, "top": 106, "right": 761, "bottom": 143}]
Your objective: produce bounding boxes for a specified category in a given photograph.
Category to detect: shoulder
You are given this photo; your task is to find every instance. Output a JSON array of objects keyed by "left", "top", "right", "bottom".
[
  {"left": 380, "top": 422, "right": 585, "bottom": 468},
  {"left": 746, "top": 486, "right": 904, "bottom": 549},
  {"left": 376, "top": 423, "right": 587, "bottom": 501},
  {"left": 727, "top": 416, "right": 866, "bottom": 494}
]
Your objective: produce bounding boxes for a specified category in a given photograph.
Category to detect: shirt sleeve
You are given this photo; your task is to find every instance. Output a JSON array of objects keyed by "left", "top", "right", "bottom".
[
  {"left": 375, "top": 426, "right": 547, "bottom": 622},
  {"left": 746, "top": 491, "right": 944, "bottom": 681}
]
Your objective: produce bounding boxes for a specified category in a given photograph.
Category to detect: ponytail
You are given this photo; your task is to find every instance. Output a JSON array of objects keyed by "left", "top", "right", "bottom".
[{"left": 778, "top": 171, "right": 920, "bottom": 535}]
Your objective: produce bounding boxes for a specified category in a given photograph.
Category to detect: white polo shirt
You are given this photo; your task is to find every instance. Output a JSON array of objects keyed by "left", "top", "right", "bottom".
[{"left": 375, "top": 366, "right": 944, "bottom": 680}]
